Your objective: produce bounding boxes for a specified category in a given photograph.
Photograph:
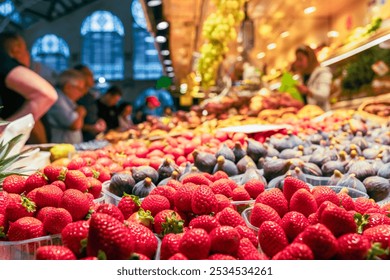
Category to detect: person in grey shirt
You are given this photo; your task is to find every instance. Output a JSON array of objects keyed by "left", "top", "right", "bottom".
[{"left": 45, "top": 69, "right": 86, "bottom": 144}]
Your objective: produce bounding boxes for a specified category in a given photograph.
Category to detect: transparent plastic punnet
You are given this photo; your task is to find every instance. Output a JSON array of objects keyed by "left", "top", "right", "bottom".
[{"left": 0, "top": 234, "right": 62, "bottom": 260}]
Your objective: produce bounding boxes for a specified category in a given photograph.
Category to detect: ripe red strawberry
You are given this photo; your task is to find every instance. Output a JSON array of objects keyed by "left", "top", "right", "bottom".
[
  {"left": 131, "top": 253, "right": 150, "bottom": 260},
  {"left": 67, "top": 157, "right": 87, "bottom": 170},
  {"left": 160, "top": 233, "right": 183, "bottom": 260},
  {"left": 24, "top": 172, "right": 48, "bottom": 193},
  {"left": 168, "top": 253, "right": 188, "bottom": 260},
  {"left": 280, "top": 211, "right": 310, "bottom": 242},
  {"left": 173, "top": 183, "right": 198, "bottom": 213},
  {"left": 127, "top": 208, "right": 154, "bottom": 229},
  {"left": 311, "top": 186, "right": 339, "bottom": 207},
  {"left": 307, "top": 213, "right": 318, "bottom": 224},
  {"left": 258, "top": 221, "right": 289, "bottom": 258},
  {"left": 294, "top": 223, "right": 337, "bottom": 259},
  {"left": 236, "top": 237, "right": 269, "bottom": 260},
  {"left": 255, "top": 188, "right": 288, "bottom": 217},
  {"left": 179, "top": 228, "right": 210, "bottom": 259},
  {"left": 189, "top": 215, "right": 220, "bottom": 233},
  {"left": 153, "top": 209, "right": 183, "bottom": 236},
  {"left": 126, "top": 221, "right": 158, "bottom": 259},
  {"left": 6, "top": 193, "right": 36, "bottom": 222},
  {"left": 149, "top": 185, "right": 177, "bottom": 208},
  {"left": 231, "top": 187, "right": 251, "bottom": 201},
  {"left": 181, "top": 173, "right": 212, "bottom": 186},
  {"left": 244, "top": 179, "right": 265, "bottom": 199},
  {"left": 209, "top": 226, "right": 241, "bottom": 255},
  {"left": 250, "top": 202, "right": 281, "bottom": 228},
  {"left": 78, "top": 166, "right": 99, "bottom": 178},
  {"left": 215, "top": 194, "right": 233, "bottom": 212},
  {"left": 363, "top": 213, "right": 390, "bottom": 231},
  {"left": 2, "top": 175, "right": 26, "bottom": 194},
  {"left": 166, "top": 179, "right": 183, "bottom": 190},
  {"left": 43, "top": 165, "right": 67, "bottom": 183},
  {"left": 36, "top": 245, "right": 76, "bottom": 260},
  {"left": 272, "top": 242, "right": 314, "bottom": 260},
  {"left": 208, "top": 254, "right": 236, "bottom": 260},
  {"left": 216, "top": 207, "right": 246, "bottom": 227},
  {"left": 355, "top": 197, "right": 380, "bottom": 214},
  {"left": 191, "top": 185, "right": 218, "bottom": 215},
  {"left": 141, "top": 194, "right": 170, "bottom": 217},
  {"left": 363, "top": 224, "right": 390, "bottom": 250},
  {"left": 87, "top": 213, "right": 134, "bottom": 259},
  {"left": 337, "top": 192, "right": 355, "bottom": 211},
  {"left": 94, "top": 203, "right": 124, "bottom": 223},
  {"left": 235, "top": 225, "right": 258, "bottom": 247},
  {"left": 34, "top": 185, "right": 63, "bottom": 208},
  {"left": 61, "top": 220, "right": 90, "bottom": 257},
  {"left": 51, "top": 180, "right": 66, "bottom": 191},
  {"left": 202, "top": 172, "right": 215, "bottom": 182},
  {"left": 59, "top": 189, "right": 91, "bottom": 221},
  {"left": 212, "top": 170, "right": 229, "bottom": 182},
  {"left": 283, "top": 176, "right": 310, "bottom": 202},
  {"left": 319, "top": 203, "right": 357, "bottom": 237},
  {"left": 117, "top": 194, "right": 140, "bottom": 220},
  {"left": 42, "top": 207, "right": 72, "bottom": 234},
  {"left": 7, "top": 216, "right": 44, "bottom": 241},
  {"left": 86, "top": 177, "right": 102, "bottom": 199},
  {"left": 0, "top": 191, "right": 10, "bottom": 215},
  {"left": 336, "top": 233, "right": 372, "bottom": 260},
  {"left": 289, "top": 189, "right": 318, "bottom": 218},
  {"left": 79, "top": 151, "right": 98, "bottom": 160},
  {"left": 64, "top": 170, "right": 89, "bottom": 193},
  {"left": 210, "top": 179, "right": 233, "bottom": 197}
]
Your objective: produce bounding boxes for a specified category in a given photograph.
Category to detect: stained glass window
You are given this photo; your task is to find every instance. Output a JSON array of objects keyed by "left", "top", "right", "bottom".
[
  {"left": 131, "top": 0, "right": 163, "bottom": 80},
  {"left": 81, "top": 10, "right": 124, "bottom": 81},
  {"left": 0, "top": 0, "right": 37, "bottom": 28},
  {"left": 31, "top": 34, "right": 70, "bottom": 72}
]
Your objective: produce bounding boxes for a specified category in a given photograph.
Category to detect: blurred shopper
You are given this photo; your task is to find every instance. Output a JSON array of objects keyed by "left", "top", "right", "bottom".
[
  {"left": 45, "top": 69, "right": 86, "bottom": 144},
  {"left": 74, "top": 64, "right": 106, "bottom": 141},
  {"left": 294, "top": 45, "right": 332, "bottom": 111},
  {"left": 133, "top": 76, "right": 175, "bottom": 117},
  {"left": 97, "top": 85, "right": 122, "bottom": 131},
  {"left": 133, "top": 95, "right": 161, "bottom": 124},
  {"left": 117, "top": 101, "right": 135, "bottom": 132},
  {"left": 0, "top": 32, "right": 58, "bottom": 143}
]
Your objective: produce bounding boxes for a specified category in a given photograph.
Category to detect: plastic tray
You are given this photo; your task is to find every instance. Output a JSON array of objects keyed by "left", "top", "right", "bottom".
[
  {"left": 102, "top": 181, "right": 121, "bottom": 206},
  {"left": 0, "top": 234, "right": 62, "bottom": 260},
  {"left": 305, "top": 174, "right": 331, "bottom": 186},
  {"left": 231, "top": 199, "right": 255, "bottom": 214},
  {"left": 241, "top": 207, "right": 259, "bottom": 235}
]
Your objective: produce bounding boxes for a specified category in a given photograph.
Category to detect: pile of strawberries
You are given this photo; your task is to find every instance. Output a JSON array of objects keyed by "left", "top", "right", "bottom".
[
  {"left": 248, "top": 176, "right": 390, "bottom": 260},
  {"left": 30, "top": 171, "right": 266, "bottom": 260},
  {"left": 0, "top": 158, "right": 110, "bottom": 246}
]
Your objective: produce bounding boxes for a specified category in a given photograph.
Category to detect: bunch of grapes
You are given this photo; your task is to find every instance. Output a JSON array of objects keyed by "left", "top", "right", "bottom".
[{"left": 197, "top": 0, "right": 247, "bottom": 88}]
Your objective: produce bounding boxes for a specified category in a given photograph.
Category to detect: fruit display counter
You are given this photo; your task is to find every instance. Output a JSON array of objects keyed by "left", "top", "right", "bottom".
[{"left": 0, "top": 105, "right": 389, "bottom": 260}]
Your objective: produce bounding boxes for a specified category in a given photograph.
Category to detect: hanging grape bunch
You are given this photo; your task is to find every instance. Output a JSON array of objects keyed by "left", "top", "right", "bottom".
[{"left": 197, "top": 0, "right": 246, "bottom": 89}]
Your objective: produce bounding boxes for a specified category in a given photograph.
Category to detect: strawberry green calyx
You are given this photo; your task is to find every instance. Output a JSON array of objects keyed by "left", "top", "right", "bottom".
[
  {"left": 0, "top": 226, "right": 5, "bottom": 238},
  {"left": 91, "top": 169, "right": 100, "bottom": 179},
  {"left": 366, "top": 243, "right": 390, "bottom": 260},
  {"left": 161, "top": 212, "right": 184, "bottom": 237},
  {"left": 123, "top": 193, "right": 141, "bottom": 207},
  {"left": 85, "top": 208, "right": 95, "bottom": 220},
  {"left": 354, "top": 213, "right": 370, "bottom": 234},
  {"left": 21, "top": 194, "right": 36, "bottom": 213},
  {"left": 97, "top": 250, "right": 107, "bottom": 260},
  {"left": 137, "top": 208, "right": 154, "bottom": 224},
  {"left": 57, "top": 168, "right": 68, "bottom": 181}
]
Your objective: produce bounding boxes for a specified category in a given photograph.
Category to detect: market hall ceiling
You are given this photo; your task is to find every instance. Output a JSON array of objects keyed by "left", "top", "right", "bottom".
[{"left": 0, "top": 0, "right": 363, "bottom": 83}]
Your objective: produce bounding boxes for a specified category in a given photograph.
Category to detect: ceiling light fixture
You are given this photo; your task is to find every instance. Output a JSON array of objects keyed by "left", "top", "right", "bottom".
[
  {"left": 156, "top": 21, "right": 169, "bottom": 30},
  {"left": 280, "top": 31, "right": 289, "bottom": 38},
  {"left": 168, "top": 72, "right": 175, "bottom": 77},
  {"left": 155, "top": 35, "right": 166, "bottom": 43},
  {"left": 304, "top": 6, "right": 316, "bottom": 14},
  {"left": 147, "top": 0, "right": 162, "bottom": 7},
  {"left": 256, "top": 52, "right": 265, "bottom": 59},
  {"left": 166, "top": 66, "right": 174, "bottom": 72},
  {"left": 327, "top": 30, "right": 339, "bottom": 38},
  {"left": 161, "top": 50, "right": 170, "bottom": 56},
  {"left": 163, "top": 59, "right": 172, "bottom": 65},
  {"left": 267, "top": 43, "right": 277, "bottom": 50}
]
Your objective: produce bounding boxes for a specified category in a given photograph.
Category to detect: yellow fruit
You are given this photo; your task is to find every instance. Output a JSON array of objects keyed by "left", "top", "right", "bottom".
[{"left": 49, "top": 144, "right": 76, "bottom": 161}]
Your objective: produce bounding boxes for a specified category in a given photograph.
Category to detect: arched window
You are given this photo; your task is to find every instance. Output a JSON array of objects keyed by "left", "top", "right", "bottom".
[
  {"left": 131, "top": 0, "right": 163, "bottom": 80},
  {"left": 31, "top": 34, "right": 70, "bottom": 72},
  {"left": 81, "top": 10, "right": 124, "bottom": 81}
]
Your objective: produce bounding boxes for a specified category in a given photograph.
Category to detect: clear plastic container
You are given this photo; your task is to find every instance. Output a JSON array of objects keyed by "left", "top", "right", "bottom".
[
  {"left": 0, "top": 234, "right": 62, "bottom": 260},
  {"left": 325, "top": 185, "right": 369, "bottom": 199},
  {"left": 231, "top": 199, "right": 255, "bottom": 214},
  {"left": 102, "top": 181, "right": 121, "bottom": 206},
  {"left": 305, "top": 174, "right": 331, "bottom": 186},
  {"left": 240, "top": 207, "right": 259, "bottom": 235}
]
